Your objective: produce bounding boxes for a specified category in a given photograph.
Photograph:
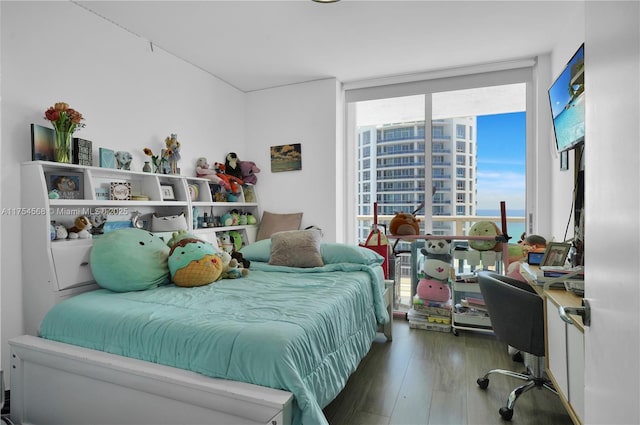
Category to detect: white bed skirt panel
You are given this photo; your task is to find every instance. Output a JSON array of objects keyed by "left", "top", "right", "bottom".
[{"left": 9, "top": 335, "right": 293, "bottom": 425}]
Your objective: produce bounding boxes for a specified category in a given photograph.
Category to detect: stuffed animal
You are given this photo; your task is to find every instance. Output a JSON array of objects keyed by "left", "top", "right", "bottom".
[
  {"left": 67, "top": 216, "right": 92, "bottom": 239},
  {"left": 88, "top": 213, "right": 107, "bottom": 235},
  {"left": 220, "top": 213, "right": 234, "bottom": 227},
  {"left": 238, "top": 160, "right": 261, "bottom": 185},
  {"left": 115, "top": 151, "right": 132, "bottom": 170},
  {"left": 53, "top": 223, "right": 68, "bottom": 240},
  {"left": 214, "top": 162, "right": 243, "bottom": 194},
  {"left": 231, "top": 250, "right": 250, "bottom": 269},
  {"left": 225, "top": 152, "right": 243, "bottom": 180},
  {"left": 168, "top": 237, "right": 224, "bottom": 287},
  {"left": 468, "top": 221, "right": 503, "bottom": 252},
  {"left": 166, "top": 230, "right": 192, "bottom": 248},
  {"left": 217, "top": 249, "right": 249, "bottom": 280},
  {"left": 389, "top": 212, "right": 420, "bottom": 236},
  {"left": 90, "top": 228, "right": 171, "bottom": 292},
  {"left": 229, "top": 230, "right": 243, "bottom": 251},
  {"left": 218, "top": 232, "right": 234, "bottom": 253},
  {"left": 195, "top": 157, "right": 225, "bottom": 186},
  {"left": 416, "top": 239, "right": 452, "bottom": 303}
]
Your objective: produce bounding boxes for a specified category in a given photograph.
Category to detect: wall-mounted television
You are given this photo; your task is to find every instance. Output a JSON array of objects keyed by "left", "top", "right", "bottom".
[{"left": 548, "top": 44, "right": 585, "bottom": 152}]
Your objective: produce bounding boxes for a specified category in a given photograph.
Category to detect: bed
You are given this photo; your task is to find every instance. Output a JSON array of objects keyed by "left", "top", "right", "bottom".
[{"left": 10, "top": 238, "right": 390, "bottom": 425}]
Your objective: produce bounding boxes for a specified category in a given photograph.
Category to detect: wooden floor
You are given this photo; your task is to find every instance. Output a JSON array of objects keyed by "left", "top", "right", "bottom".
[{"left": 323, "top": 318, "right": 573, "bottom": 425}]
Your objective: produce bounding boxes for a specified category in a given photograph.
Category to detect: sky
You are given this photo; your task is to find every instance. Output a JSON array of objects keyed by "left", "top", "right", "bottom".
[
  {"left": 476, "top": 111, "right": 526, "bottom": 212},
  {"left": 356, "top": 89, "right": 527, "bottom": 213}
]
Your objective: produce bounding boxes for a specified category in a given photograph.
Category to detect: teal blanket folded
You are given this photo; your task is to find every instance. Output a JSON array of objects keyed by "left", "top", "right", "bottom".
[{"left": 40, "top": 261, "right": 389, "bottom": 425}]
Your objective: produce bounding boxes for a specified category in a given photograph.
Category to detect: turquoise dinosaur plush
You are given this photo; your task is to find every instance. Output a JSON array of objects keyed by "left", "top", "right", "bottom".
[{"left": 90, "top": 228, "right": 170, "bottom": 292}]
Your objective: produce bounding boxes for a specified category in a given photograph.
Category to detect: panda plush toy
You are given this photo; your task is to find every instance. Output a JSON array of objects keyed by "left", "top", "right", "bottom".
[{"left": 416, "top": 239, "right": 452, "bottom": 303}]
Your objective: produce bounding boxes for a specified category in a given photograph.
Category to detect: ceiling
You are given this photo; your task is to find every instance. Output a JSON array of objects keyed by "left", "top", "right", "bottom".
[{"left": 75, "top": 0, "right": 575, "bottom": 93}]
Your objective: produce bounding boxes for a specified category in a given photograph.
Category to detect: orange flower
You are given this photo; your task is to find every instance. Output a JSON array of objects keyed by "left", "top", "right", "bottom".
[{"left": 44, "top": 102, "right": 85, "bottom": 133}]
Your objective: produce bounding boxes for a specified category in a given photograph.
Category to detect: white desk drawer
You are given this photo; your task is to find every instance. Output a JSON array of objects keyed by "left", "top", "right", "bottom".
[{"left": 51, "top": 243, "right": 94, "bottom": 290}]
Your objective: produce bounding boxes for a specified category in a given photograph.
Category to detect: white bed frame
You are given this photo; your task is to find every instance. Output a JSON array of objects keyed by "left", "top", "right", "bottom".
[
  {"left": 10, "top": 335, "right": 293, "bottom": 425},
  {"left": 10, "top": 287, "right": 392, "bottom": 425}
]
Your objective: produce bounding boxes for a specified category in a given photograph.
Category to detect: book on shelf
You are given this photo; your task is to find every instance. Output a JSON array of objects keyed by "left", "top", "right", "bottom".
[{"left": 459, "top": 298, "right": 488, "bottom": 312}]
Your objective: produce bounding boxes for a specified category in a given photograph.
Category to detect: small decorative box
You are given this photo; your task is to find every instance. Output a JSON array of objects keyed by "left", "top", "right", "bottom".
[{"left": 95, "top": 187, "right": 109, "bottom": 201}]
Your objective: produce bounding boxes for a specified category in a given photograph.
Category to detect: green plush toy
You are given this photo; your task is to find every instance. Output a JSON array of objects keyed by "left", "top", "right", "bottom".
[
  {"left": 90, "top": 228, "right": 170, "bottom": 292},
  {"left": 468, "top": 221, "right": 503, "bottom": 252}
]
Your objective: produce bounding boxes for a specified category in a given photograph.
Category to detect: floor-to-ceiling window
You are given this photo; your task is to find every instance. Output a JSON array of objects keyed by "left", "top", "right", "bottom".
[{"left": 346, "top": 63, "right": 534, "bottom": 311}]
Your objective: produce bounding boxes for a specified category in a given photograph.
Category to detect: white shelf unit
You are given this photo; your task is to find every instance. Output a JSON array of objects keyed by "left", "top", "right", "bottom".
[
  {"left": 186, "top": 177, "right": 260, "bottom": 247},
  {"left": 21, "top": 161, "right": 260, "bottom": 336}
]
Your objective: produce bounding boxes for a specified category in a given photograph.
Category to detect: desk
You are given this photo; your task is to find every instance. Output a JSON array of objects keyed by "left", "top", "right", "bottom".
[{"left": 520, "top": 264, "right": 584, "bottom": 425}]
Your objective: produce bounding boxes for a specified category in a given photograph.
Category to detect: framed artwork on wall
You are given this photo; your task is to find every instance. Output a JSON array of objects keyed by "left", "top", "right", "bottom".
[{"left": 270, "top": 143, "right": 302, "bottom": 172}]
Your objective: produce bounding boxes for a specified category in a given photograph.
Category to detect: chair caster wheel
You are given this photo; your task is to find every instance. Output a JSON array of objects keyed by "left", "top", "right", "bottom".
[
  {"left": 477, "top": 377, "right": 489, "bottom": 389},
  {"left": 499, "top": 406, "right": 513, "bottom": 420}
]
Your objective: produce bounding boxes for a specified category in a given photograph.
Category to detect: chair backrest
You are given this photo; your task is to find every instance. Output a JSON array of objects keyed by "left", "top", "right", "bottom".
[{"left": 477, "top": 271, "right": 545, "bottom": 356}]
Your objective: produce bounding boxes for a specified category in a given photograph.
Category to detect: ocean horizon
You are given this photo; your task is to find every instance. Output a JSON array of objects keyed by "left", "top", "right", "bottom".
[{"left": 476, "top": 209, "right": 525, "bottom": 239}]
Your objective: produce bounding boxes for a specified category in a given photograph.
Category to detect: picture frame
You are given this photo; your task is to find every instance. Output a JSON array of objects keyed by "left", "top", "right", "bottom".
[
  {"left": 110, "top": 182, "right": 132, "bottom": 201},
  {"left": 45, "top": 171, "right": 84, "bottom": 200},
  {"left": 270, "top": 143, "right": 302, "bottom": 172},
  {"left": 31, "top": 124, "right": 55, "bottom": 162},
  {"left": 160, "top": 184, "right": 176, "bottom": 200},
  {"left": 540, "top": 242, "right": 572, "bottom": 267}
]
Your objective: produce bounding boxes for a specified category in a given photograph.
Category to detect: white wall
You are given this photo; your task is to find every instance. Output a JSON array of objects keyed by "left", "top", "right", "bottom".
[
  {"left": 547, "top": 6, "right": 586, "bottom": 242},
  {"left": 0, "top": 1, "right": 246, "bottom": 382},
  {"left": 245, "top": 79, "right": 341, "bottom": 241}
]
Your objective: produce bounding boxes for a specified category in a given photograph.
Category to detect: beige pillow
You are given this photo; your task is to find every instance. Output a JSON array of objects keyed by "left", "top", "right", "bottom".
[
  {"left": 269, "top": 229, "right": 323, "bottom": 268},
  {"left": 255, "top": 211, "right": 303, "bottom": 241}
]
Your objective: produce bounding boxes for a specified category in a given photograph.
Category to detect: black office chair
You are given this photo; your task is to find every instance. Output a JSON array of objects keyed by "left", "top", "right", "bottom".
[{"left": 475, "top": 271, "right": 557, "bottom": 420}]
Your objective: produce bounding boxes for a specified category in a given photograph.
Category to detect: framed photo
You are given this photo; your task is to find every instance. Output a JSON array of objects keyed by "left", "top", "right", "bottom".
[
  {"left": 45, "top": 171, "right": 84, "bottom": 200},
  {"left": 560, "top": 150, "right": 569, "bottom": 171},
  {"left": 109, "top": 182, "right": 132, "bottom": 201},
  {"left": 270, "top": 143, "right": 302, "bottom": 172},
  {"left": 161, "top": 184, "right": 176, "bottom": 200},
  {"left": 31, "top": 124, "right": 55, "bottom": 162},
  {"left": 541, "top": 242, "right": 572, "bottom": 267}
]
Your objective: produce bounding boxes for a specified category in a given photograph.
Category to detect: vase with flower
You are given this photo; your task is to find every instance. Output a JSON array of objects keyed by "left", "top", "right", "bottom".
[
  {"left": 143, "top": 147, "right": 172, "bottom": 174},
  {"left": 44, "top": 102, "right": 85, "bottom": 163}
]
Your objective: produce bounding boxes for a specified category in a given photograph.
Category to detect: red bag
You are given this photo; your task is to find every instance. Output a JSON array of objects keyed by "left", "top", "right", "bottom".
[{"left": 360, "top": 202, "right": 389, "bottom": 278}]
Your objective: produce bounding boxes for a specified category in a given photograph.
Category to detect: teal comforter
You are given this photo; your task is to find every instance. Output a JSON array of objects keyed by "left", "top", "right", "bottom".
[{"left": 40, "top": 261, "right": 389, "bottom": 425}]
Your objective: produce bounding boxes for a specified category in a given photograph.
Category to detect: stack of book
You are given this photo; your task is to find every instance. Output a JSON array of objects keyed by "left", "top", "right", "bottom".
[
  {"left": 460, "top": 296, "right": 487, "bottom": 312},
  {"left": 408, "top": 295, "right": 452, "bottom": 332}
]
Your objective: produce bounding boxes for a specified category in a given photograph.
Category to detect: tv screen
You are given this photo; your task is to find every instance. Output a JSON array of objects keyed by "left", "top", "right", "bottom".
[{"left": 548, "top": 44, "right": 585, "bottom": 152}]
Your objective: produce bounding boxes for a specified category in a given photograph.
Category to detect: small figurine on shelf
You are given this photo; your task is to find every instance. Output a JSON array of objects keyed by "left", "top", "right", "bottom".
[
  {"left": 115, "top": 151, "right": 132, "bottom": 170},
  {"left": 165, "top": 133, "right": 181, "bottom": 174}
]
